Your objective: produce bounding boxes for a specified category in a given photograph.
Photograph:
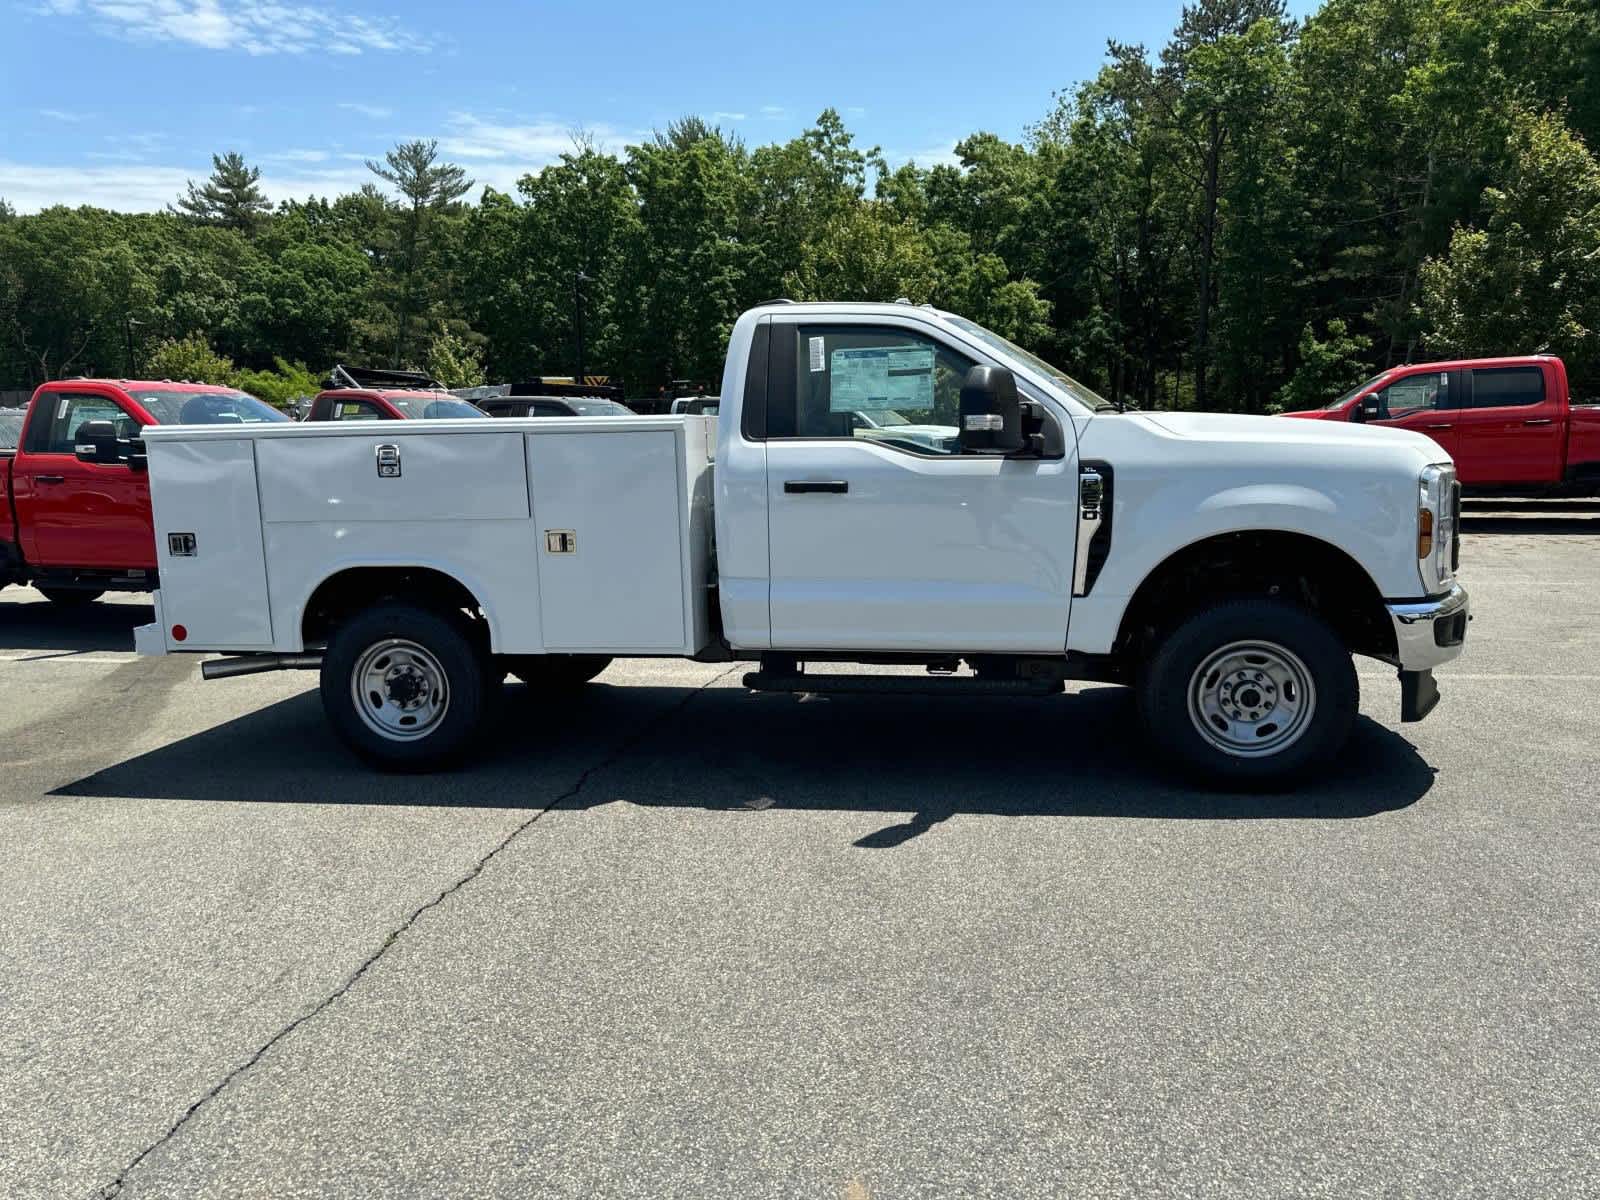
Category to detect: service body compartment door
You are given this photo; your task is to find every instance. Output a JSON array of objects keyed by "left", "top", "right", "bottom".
[
  {"left": 148, "top": 438, "right": 274, "bottom": 648},
  {"left": 255, "top": 431, "right": 529, "bottom": 523},
  {"left": 528, "top": 430, "right": 690, "bottom": 652}
]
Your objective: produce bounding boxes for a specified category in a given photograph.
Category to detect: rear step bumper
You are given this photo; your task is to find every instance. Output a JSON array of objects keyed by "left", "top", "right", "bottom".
[{"left": 743, "top": 671, "right": 1062, "bottom": 697}]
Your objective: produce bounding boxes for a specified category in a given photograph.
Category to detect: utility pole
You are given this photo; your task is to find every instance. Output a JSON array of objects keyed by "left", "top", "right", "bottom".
[{"left": 574, "top": 270, "right": 593, "bottom": 384}]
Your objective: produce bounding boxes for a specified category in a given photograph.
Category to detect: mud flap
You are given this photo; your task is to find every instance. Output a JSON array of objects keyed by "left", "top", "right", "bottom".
[{"left": 1399, "top": 668, "right": 1439, "bottom": 723}]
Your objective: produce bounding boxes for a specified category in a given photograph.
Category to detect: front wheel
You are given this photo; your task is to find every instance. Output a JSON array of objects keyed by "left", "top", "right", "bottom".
[
  {"left": 1138, "top": 600, "right": 1357, "bottom": 787},
  {"left": 320, "top": 603, "right": 488, "bottom": 771},
  {"left": 39, "top": 587, "right": 103, "bottom": 607}
]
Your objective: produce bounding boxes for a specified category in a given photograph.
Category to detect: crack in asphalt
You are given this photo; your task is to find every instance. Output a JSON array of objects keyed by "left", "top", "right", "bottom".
[{"left": 92, "top": 665, "right": 741, "bottom": 1199}]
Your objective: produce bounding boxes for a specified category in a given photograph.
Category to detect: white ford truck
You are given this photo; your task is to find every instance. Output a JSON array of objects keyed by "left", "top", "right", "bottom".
[{"left": 129, "top": 301, "right": 1469, "bottom": 784}]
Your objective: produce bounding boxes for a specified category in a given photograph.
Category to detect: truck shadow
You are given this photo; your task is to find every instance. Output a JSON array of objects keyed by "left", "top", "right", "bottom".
[
  {"left": 53, "top": 680, "right": 1436, "bottom": 833},
  {"left": 0, "top": 594, "right": 152, "bottom": 653}
]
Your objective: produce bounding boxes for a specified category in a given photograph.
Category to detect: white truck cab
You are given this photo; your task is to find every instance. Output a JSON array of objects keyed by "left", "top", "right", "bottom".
[{"left": 135, "top": 301, "right": 1468, "bottom": 785}]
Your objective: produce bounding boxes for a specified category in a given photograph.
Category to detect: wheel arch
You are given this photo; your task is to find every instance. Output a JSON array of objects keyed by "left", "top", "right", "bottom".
[
  {"left": 1112, "top": 528, "right": 1397, "bottom": 664},
  {"left": 298, "top": 563, "right": 497, "bottom": 650}
]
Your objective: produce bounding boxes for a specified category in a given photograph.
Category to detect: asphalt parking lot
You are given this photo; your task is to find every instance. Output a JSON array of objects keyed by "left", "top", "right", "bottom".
[{"left": 3, "top": 500, "right": 1598, "bottom": 1200}]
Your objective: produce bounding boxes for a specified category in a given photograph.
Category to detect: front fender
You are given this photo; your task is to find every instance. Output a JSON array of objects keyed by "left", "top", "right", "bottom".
[{"left": 1067, "top": 475, "right": 1416, "bottom": 655}]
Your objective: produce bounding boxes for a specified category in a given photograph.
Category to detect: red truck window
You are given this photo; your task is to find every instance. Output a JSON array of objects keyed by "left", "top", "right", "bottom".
[
  {"left": 1376, "top": 373, "right": 1448, "bottom": 420},
  {"left": 1470, "top": 367, "right": 1544, "bottom": 408},
  {"left": 25, "top": 393, "right": 133, "bottom": 454}
]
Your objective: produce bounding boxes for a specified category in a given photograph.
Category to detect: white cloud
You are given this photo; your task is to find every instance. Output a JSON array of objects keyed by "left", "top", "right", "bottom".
[
  {"left": 35, "top": 0, "right": 427, "bottom": 56},
  {"left": 759, "top": 105, "right": 788, "bottom": 119},
  {"left": 437, "top": 113, "right": 641, "bottom": 169},
  {"left": 711, "top": 111, "right": 747, "bottom": 122},
  {"left": 39, "top": 108, "right": 91, "bottom": 122},
  {"left": 882, "top": 140, "right": 962, "bottom": 170},
  {"left": 0, "top": 157, "right": 389, "bottom": 212},
  {"left": 339, "top": 102, "right": 393, "bottom": 119},
  {"left": 262, "top": 148, "right": 330, "bottom": 163}
]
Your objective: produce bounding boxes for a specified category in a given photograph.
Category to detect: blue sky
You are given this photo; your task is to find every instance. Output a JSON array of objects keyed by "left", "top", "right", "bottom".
[{"left": 2, "top": 0, "right": 1318, "bottom": 213}]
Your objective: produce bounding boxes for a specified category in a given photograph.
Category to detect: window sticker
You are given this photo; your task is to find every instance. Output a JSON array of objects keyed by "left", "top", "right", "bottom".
[
  {"left": 829, "top": 345, "right": 936, "bottom": 412},
  {"left": 808, "top": 336, "right": 825, "bottom": 372}
]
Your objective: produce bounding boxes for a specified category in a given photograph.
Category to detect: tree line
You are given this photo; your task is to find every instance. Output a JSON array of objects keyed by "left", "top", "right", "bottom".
[{"left": 2, "top": 0, "right": 1597, "bottom": 411}]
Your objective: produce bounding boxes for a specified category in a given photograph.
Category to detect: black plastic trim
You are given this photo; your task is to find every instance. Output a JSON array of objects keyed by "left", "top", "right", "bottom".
[
  {"left": 1399, "top": 669, "right": 1439, "bottom": 722},
  {"left": 740, "top": 320, "right": 770, "bottom": 442},
  {"left": 1080, "top": 459, "right": 1114, "bottom": 595}
]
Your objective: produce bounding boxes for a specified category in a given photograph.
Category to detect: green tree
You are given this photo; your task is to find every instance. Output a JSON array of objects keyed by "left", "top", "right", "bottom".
[
  {"left": 143, "top": 334, "right": 236, "bottom": 384},
  {"left": 173, "top": 152, "right": 271, "bottom": 232},
  {"left": 1275, "top": 320, "right": 1374, "bottom": 412},
  {"left": 1418, "top": 109, "right": 1600, "bottom": 384},
  {"left": 425, "top": 329, "right": 486, "bottom": 388},
  {"left": 366, "top": 140, "right": 474, "bottom": 368}
]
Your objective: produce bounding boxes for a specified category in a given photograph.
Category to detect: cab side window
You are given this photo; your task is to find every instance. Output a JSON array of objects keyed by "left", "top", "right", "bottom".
[
  {"left": 333, "top": 401, "right": 382, "bottom": 421},
  {"left": 1377, "top": 373, "right": 1448, "bottom": 419},
  {"left": 776, "top": 326, "right": 974, "bottom": 456},
  {"left": 1471, "top": 366, "right": 1544, "bottom": 408},
  {"left": 25, "top": 393, "right": 128, "bottom": 455}
]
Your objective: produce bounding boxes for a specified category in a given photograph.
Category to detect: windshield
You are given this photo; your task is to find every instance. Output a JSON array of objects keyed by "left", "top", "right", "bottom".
[
  {"left": 131, "top": 390, "right": 291, "bottom": 425},
  {"left": 1319, "top": 373, "right": 1390, "bottom": 410},
  {"left": 945, "top": 315, "right": 1116, "bottom": 412},
  {"left": 389, "top": 395, "right": 488, "bottom": 420},
  {"left": 563, "top": 398, "right": 633, "bottom": 416}
]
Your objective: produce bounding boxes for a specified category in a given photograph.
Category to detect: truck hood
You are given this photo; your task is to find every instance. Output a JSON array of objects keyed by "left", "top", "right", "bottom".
[{"left": 1129, "top": 410, "right": 1444, "bottom": 459}]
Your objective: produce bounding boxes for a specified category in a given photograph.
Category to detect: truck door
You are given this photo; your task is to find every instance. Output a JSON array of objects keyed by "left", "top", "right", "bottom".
[
  {"left": 12, "top": 388, "right": 154, "bottom": 570},
  {"left": 1451, "top": 364, "right": 1562, "bottom": 486},
  {"left": 1362, "top": 369, "right": 1461, "bottom": 461},
  {"left": 761, "top": 319, "right": 1078, "bottom": 653}
]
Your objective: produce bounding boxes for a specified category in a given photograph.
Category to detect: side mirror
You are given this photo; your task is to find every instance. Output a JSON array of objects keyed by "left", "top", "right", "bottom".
[
  {"left": 73, "top": 419, "right": 120, "bottom": 464},
  {"left": 959, "top": 365, "right": 1023, "bottom": 454},
  {"left": 1353, "top": 394, "right": 1381, "bottom": 423}
]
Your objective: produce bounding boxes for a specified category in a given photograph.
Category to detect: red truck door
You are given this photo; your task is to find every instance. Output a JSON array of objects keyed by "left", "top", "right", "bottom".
[
  {"left": 12, "top": 388, "right": 155, "bottom": 570},
  {"left": 1450, "top": 363, "right": 1563, "bottom": 486},
  {"left": 1361, "top": 369, "right": 1461, "bottom": 460}
]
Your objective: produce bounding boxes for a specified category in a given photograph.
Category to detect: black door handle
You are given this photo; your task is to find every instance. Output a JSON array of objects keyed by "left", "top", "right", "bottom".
[
  {"left": 36, "top": 475, "right": 65, "bottom": 484},
  {"left": 1424, "top": 424, "right": 1454, "bottom": 431},
  {"left": 1523, "top": 418, "right": 1554, "bottom": 426},
  {"left": 784, "top": 480, "right": 848, "bottom": 494}
]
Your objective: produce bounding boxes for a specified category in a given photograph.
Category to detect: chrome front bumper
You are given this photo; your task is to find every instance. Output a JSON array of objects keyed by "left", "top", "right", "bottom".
[{"left": 1386, "top": 583, "right": 1470, "bottom": 672}]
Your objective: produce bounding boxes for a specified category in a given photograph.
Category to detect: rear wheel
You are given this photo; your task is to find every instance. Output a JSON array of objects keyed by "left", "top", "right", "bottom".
[
  {"left": 1138, "top": 599, "right": 1357, "bottom": 787},
  {"left": 320, "top": 603, "right": 487, "bottom": 770},
  {"left": 504, "top": 654, "right": 612, "bottom": 690},
  {"left": 39, "top": 587, "right": 103, "bottom": 607}
]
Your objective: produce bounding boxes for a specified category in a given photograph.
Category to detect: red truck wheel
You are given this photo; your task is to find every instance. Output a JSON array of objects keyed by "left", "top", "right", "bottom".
[{"left": 38, "top": 588, "right": 104, "bottom": 607}]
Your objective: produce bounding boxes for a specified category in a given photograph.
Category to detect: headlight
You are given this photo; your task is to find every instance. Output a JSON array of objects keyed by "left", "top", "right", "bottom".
[{"left": 1418, "top": 463, "right": 1457, "bottom": 592}]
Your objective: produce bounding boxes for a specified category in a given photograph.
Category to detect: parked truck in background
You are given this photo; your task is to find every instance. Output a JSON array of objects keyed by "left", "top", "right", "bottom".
[
  {"left": 134, "top": 301, "right": 1470, "bottom": 786},
  {"left": 1, "top": 379, "right": 287, "bottom": 605},
  {"left": 304, "top": 365, "right": 490, "bottom": 423},
  {"left": 1284, "top": 355, "right": 1600, "bottom": 491}
]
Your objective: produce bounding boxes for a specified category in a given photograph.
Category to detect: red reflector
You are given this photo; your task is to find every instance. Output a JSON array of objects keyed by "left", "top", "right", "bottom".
[{"left": 172, "top": 624, "right": 188, "bottom": 642}]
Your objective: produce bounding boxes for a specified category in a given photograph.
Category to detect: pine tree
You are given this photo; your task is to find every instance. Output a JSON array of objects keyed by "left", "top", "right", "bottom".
[
  {"left": 367, "top": 140, "right": 474, "bottom": 367},
  {"left": 172, "top": 152, "right": 271, "bottom": 232}
]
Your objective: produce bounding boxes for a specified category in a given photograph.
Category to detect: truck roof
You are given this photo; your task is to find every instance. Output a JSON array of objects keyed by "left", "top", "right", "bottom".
[
  {"left": 40, "top": 378, "right": 244, "bottom": 393},
  {"left": 1385, "top": 355, "right": 1559, "bottom": 371},
  {"left": 314, "top": 388, "right": 461, "bottom": 402}
]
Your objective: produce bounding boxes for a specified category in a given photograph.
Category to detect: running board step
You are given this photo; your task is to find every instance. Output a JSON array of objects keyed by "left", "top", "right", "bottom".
[{"left": 742, "top": 672, "right": 1062, "bottom": 697}]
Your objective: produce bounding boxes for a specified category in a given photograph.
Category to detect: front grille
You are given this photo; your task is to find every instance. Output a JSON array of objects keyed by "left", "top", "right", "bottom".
[{"left": 1450, "top": 480, "right": 1461, "bottom": 571}]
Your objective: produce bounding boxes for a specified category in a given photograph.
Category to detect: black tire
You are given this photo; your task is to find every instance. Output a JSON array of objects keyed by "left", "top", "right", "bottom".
[
  {"left": 504, "top": 654, "right": 612, "bottom": 690},
  {"left": 1138, "top": 599, "right": 1358, "bottom": 788},
  {"left": 320, "top": 602, "right": 488, "bottom": 771},
  {"left": 39, "top": 587, "right": 103, "bottom": 607}
]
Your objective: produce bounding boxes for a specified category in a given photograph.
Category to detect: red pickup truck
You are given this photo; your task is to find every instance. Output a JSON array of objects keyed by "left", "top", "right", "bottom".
[
  {"left": 304, "top": 388, "right": 488, "bottom": 422},
  {"left": 1, "top": 379, "right": 288, "bottom": 605},
  {"left": 1284, "top": 355, "right": 1600, "bottom": 490}
]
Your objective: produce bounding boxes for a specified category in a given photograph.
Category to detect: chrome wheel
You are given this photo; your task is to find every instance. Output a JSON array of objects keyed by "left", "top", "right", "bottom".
[
  {"left": 1186, "top": 640, "right": 1317, "bottom": 759},
  {"left": 351, "top": 638, "right": 451, "bottom": 742}
]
